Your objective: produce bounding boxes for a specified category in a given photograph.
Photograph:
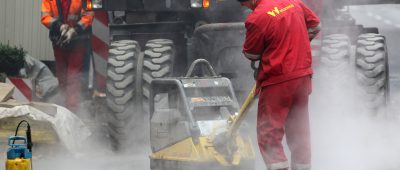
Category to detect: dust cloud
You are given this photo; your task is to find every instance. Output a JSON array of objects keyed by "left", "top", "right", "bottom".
[
  {"left": 308, "top": 1, "right": 400, "bottom": 170},
  {"left": 310, "top": 61, "right": 400, "bottom": 170}
]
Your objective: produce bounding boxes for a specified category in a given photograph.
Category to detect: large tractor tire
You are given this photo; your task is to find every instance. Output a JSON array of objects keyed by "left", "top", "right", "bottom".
[
  {"left": 320, "top": 34, "right": 351, "bottom": 70},
  {"left": 105, "top": 40, "right": 140, "bottom": 149},
  {"left": 355, "top": 33, "right": 389, "bottom": 111},
  {"left": 317, "top": 34, "right": 355, "bottom": 112},
  {"left": 319, "top": 34, "right": 353, "bottom": 93},
  {"left": 137, "top": 39, "right": 175, "bottom": 113}
]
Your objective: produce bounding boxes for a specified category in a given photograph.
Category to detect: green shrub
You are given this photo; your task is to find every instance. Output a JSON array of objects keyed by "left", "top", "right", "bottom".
[{"left": 0, "top": 43, "right": 26, "bottom": 76}]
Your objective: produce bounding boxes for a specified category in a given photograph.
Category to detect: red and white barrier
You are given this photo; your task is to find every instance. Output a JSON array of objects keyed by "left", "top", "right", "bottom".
[
  {"left": 91, "top": 11, "right": 109, "bottom": 90},
  {"left": 5, "top": 78, "right": 32, "bottom": 102}
]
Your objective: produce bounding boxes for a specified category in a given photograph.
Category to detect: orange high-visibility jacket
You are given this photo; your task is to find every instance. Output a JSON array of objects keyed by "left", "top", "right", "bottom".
[{"left": 41, "top": 0, "right": 93, "bottom": 33}]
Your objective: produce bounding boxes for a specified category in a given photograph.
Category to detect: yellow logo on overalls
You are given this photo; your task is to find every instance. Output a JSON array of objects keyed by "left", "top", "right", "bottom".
[{"left": 267, "top": 4, "right": 295, "bottom": 17}]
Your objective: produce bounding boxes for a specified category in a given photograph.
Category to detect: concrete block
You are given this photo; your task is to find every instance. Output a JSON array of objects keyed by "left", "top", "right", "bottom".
[{"left": 0, "top": 83, "right": 15, "bottom": 102}]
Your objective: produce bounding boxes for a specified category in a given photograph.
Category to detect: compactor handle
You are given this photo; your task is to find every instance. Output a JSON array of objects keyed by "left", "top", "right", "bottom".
[
  {"left": 8, "top": 136, "right": 27, "bottom": 147},
  {"left": 185, "top": 59, "right": 218, "bottom": 77},
  {"left": 227, "top": 84, "right": 257, "bottom": 137}
]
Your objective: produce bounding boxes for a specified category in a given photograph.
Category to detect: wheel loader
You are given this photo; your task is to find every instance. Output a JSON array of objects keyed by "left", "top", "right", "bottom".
[
  {"left": 83, "top": 0, "right": 253, "bottom": 149},
  {"left": 149, "top": 59, "right": 255, "bottom": 170},
  {"left": 83, "top": 0, "right": 400, "bottom": 150}
]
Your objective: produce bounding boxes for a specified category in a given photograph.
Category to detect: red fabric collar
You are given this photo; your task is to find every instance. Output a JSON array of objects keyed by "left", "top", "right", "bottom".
[
  {"left": 255, "top": 0, "right": 262, "bottom": 6},
  {"left": 254, "top": 0, "right": 262, "bottom": 9}
]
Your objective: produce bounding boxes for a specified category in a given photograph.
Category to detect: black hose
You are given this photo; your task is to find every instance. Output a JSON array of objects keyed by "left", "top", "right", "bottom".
[{"left": 12, "top": 120, "right": 33, "bottom": 170}]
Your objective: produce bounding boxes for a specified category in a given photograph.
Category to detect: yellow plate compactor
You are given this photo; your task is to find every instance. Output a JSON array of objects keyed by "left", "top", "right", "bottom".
[{"left": 149, "top": 59, "right": 256, "bottom": 170}]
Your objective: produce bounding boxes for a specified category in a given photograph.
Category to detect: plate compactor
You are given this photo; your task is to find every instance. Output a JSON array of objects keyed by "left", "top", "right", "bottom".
[{"left": 149, "top": 59, "right": 256, "bottom": 170}]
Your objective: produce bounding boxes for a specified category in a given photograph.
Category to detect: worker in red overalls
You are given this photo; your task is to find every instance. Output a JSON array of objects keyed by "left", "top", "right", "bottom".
[
  {"left": 41, "top": 0, "right": 93, "bottom": 111},
  {"left": 237, "top": 0, "right": 320, "bottom": 169}
]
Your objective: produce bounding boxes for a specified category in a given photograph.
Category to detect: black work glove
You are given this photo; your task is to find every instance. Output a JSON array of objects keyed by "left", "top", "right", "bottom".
[
  {"left": 251, "top": 61, "right": 259, "bottom": 80},
  {"left": 49, "top": 20, "right": 63, "bottom": 44}
]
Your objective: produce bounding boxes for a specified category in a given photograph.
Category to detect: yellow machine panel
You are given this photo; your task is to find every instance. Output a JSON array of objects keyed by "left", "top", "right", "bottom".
[
  {"left": 150, "top": 136, "right": 255, "bottom": 166},
  {"left": 6, "top": 158, "right": 30, "bottom": 170}
]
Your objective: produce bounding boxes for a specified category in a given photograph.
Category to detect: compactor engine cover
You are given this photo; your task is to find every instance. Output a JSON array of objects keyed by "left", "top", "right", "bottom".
[{"left": 149, "top": 59, "right": 255, "bottom": 170}]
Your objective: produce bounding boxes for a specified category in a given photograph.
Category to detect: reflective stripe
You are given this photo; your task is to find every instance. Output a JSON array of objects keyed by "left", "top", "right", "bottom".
[
  {"left": 68, "top": 15, "right": 80, "bottom": 21},
  {"left": 292, "top": 163, "right": 311, "bottom": 170},
  {"left": 243, "top": 52, "right": 261, "bottom": 60},
  {"left": 82, "top": 11, "right": 94, "bottom": 16},
  {"left": 308, "top": 23, "right": 321, "bottom": 34},
  {"left": 308, "top": 23, "right": 321, "bottom": 40},
  {"left": 41, "top": 11, "right": 53, "bottom": 16},
  {"left": 267, "top": 161, "right": 289, "bottom": 170}
]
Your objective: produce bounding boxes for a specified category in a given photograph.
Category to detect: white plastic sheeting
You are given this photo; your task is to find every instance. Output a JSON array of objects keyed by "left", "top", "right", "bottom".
[{"left": 0, "top": 104, "right": 91, "bottom": 153}]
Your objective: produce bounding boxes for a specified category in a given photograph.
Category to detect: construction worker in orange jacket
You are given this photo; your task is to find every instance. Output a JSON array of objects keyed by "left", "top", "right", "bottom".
[
  {"left": 237, "top": 0, "right": 320, "bottom": 169},
  {"left": 41, "top": 0, "right": 94, "bottom": 111}
]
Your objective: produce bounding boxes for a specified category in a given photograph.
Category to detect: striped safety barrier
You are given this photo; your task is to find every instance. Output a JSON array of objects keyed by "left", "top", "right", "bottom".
[
  {"left": 5, "top": 78, "right": 32, "bottom": 102},
  {"left": 91, "top": 11, "right": 110, "bottom": 90}
]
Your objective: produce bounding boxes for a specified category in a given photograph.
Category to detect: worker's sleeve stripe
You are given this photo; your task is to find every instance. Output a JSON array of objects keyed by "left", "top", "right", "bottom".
[
  {"left": 41, "top": 11, "right": 53, "bottom": 16},
  {"left": 292, "top": 163, "right": 311, "bottom": 170},
  {"left": 68, "top": 15, "right": 80, "bottom": 21},
  {"left": 82, "top": 11, "right": 94, "bottom": 16},
  {"left": 243, "top": 52, "right": 261, "bottom": 60},
  {"left": 266, "top": 161, "right": 289, "bottom": 170},
  {"left": 308, "top": 23, "right": 321, "bottom": 34}
]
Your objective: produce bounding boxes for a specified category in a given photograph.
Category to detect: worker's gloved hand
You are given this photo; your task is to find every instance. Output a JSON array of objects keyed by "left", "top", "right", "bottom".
[
  {"left": 251, "top": 61, "right": 259, "bottom": 80},
  {"left": 308, "top": 24, "right": 321, "bottom": 41},
  {"left": 60, "top": 24, "right": 69, "bottom": 37},
  {"left": 61, "top": 27, "right": 77, "bottom": 46}
]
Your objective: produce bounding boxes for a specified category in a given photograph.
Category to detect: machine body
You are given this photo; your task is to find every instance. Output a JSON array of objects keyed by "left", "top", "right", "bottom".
[{"left": 6, "top": 136, "right": 32, "bottom": 170}]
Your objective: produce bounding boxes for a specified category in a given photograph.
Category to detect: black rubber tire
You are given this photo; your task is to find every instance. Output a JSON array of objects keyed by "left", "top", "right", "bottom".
[
  {"left": 320, "top": 34, "right": 351, "bottom": 69},
  {"left": 318, "top": 34, "right": 354, "bottom": 112},
  {"left": 105, "top": 40, "right": 140, "bottom": 149},
  {"left": 355, "top": 33, "right": 389, "bottom": 110},
  {"left": 138, "top": 39, "right": 175, "bottom": 112}
]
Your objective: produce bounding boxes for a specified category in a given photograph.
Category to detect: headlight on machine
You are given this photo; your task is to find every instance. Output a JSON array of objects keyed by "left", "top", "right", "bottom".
[
  {"left": 203, "top": 0, "right": 210, "bottom": 8},
  {"left": 92, "top": 0, "right": 103, "bottom": 9},
  {"left": 85, "top": 0, "right": 103, "bottom": 10},
  {"left": 191, "top": 0, "right": 210, "bottom": 8},
  {"left": 191, "top": 0, "right": 202, "bottom": 8}
]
